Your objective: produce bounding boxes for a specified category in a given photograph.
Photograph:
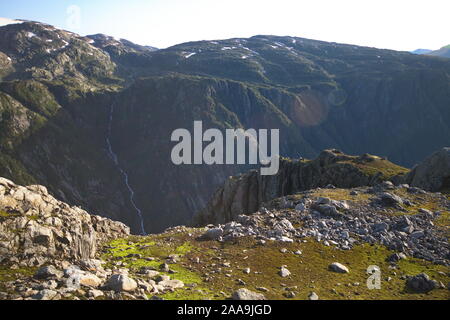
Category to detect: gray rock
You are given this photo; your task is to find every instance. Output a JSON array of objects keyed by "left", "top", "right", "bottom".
[
  {"left": 200, "top": 228, "right": 223, "bottom": 241},
  {"left": 160, "top": 263, "right": 170, "bottom": 272},
  {"left": 308, "top": 292, "right": 319, "bottom": 300},
  {"left": 373, "top": 222, "right": 389, "bottom": 233},
  {"left": 276, "top": 219, "right": 295, "bottom": 232},
  {"left": 329, "top": 262, "right": 349, "bottom": 273},
  {"left": 315, "top": 204, "right": 341, "bottom": 217},
  {"left": 141, "top": 270, "right": 160, "bottom": 279},
  {"left": 406, "top": 273, "right": 439, "bottom": 293},
  {"left": 410, "top": 231, "right": 425, "bottom": 239},
  {"left": 231, "top": 288, "right": 266, "bottom": 300},
  {"left": 34, "top": 266, "right": 63, "bottom": 279},
  {"left": 279, "top": 266, "right": 291, "bottom": 277},
  {"left": 158, "top": 279, "right": 184, "bottom": 290},
  {"left": 284, "top": 291, "right": 296, "bottom": 298},
  {"left": 380, "top": 181, "right": 395, "bottom": 190},
  {"left": 88, "top": 289, "right": 104, "bottom": 299},
  {"left": 32, "top": 289, "right": 58, "bottom": 300},
  {"left": 387, "top": 253, "right": 407, "bottom": 262},
  {"left": 105, "top": 274, "right": 137, "bottom": 292},
  {"left": 379, "top": 193, "right": 403, "bottom": 206},
  {"left": 79, "top": 273, "right": 102, "bottom": 288}
]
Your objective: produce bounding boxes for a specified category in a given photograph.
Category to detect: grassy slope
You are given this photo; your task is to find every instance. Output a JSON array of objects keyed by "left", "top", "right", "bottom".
[{"left": 100, "top": 231, "right": 449, "bottom": 300}]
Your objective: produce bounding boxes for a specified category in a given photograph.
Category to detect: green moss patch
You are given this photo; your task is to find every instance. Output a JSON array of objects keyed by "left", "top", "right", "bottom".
[{"left": 341, "top": 156, "right": 409, "bottom": 180}]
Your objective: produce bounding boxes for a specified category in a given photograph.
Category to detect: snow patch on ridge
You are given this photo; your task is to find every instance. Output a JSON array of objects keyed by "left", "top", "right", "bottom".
[
  {"left": 184, "top": 52, "right": 196, "bottom": 59},
  {"left": 60, "top": 40, "right": 69, "bottom": 49}
]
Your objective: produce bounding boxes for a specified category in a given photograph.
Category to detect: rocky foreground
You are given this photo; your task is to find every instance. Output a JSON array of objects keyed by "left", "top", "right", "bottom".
[{"left": 0, "top": 172, "right": 449, "bottom": 300}]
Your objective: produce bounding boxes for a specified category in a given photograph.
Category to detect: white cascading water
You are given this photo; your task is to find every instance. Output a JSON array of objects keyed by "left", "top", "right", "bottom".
[{"left": 106, "top": 102, "right": 147, "bottom": 235}]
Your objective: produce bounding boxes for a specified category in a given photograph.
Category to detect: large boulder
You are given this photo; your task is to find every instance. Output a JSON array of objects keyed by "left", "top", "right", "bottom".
[
  {"left": 406, "top": 148, "right": 450, "bottom": 191},
  {"left": 406, "top": 273, "right": 439, "bottom": 293},
  {"left": 378, "top": 192, "right": 404, "bottom": 207},
  {"left": 105, "top": 274, "right": 138, "bottom": 292}
]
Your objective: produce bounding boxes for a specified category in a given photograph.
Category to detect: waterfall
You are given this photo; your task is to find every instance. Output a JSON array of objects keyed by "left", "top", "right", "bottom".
[{"left": 106, "top": 102, "right": 147, "bottom": 235}]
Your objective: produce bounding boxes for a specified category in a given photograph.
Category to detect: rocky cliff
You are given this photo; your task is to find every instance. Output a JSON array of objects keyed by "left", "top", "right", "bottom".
[
  {"left": 194, "top": 149, "right": 410, "bottom": 225},
  {"left": 0, "top": 177, "right": 129, "bottom": 268}
]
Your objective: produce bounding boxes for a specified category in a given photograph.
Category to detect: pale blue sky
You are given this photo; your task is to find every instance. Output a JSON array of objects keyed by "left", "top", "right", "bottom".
[{"left": 1, "top": 0, "right": 448, "bottom": 50}]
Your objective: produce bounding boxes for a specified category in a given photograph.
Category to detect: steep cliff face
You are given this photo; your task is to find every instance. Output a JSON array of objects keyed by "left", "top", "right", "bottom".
[
  {"left": 0, "top": 177, "right": 130, "bottom": 267},
  {"left": 108, "top": 75, "right": 318, "bottom": 232},
  {"left": 0, "top": 21, "right": 146, "bottom": 231},
  {"left": 193, "top": 149, "right": 409, "bottom": 225}
]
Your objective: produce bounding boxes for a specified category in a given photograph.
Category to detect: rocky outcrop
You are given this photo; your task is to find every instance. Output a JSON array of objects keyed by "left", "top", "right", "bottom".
[
  {"left": 193, "top": 149, "right": 406, "bottom": 225},
  {"left": 0, "top": 177, "right": 130, "bottom": 267},
  {"left": 405, "top": 147, "right": 450, "bottom": 192},
  {"left": 196, "top": 183, "right": 450, "bottom": 266}
]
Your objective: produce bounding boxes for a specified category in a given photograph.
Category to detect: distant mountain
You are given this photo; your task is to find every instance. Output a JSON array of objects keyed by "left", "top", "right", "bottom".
[
  {"left": 1, "top": 19, "right": 450, "bottom": 233},
  {"left": 411, "top": 48, "right": 432, "bottom": 55}
]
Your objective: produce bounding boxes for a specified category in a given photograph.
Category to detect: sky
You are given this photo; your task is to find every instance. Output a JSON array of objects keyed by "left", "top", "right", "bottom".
[{"left": 0, "top": 0, "right": 448, "bottom": 51}]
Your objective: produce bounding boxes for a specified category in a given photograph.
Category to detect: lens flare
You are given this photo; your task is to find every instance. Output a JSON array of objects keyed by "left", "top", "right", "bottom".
[{"left": 290, "top": 91, "right": 329, "bottom": 127}]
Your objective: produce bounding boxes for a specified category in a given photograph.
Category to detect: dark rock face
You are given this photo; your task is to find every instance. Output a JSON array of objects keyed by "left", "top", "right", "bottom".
[
  {"left": 405, "top": 148, "right": 450, "bottom": 192},
  {"left": 193, "top": 149, "right": 405, "bottom": 225},
  {"left": 0, "top": 177, "right": 130, "bottom": 266}
]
